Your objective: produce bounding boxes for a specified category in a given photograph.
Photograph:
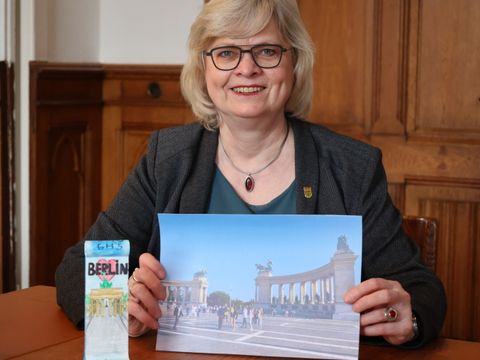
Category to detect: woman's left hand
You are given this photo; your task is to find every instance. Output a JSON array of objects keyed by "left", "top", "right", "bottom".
[
  {"left": 344, "top": 278, "right": 415, "bottom": 345},
  {"left": 128, "top": 253, "right": 167, "bottom": 337}
]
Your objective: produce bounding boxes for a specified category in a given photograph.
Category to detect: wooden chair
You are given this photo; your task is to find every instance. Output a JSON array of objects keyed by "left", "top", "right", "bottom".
[{"left": 402, "top": 216, "right": 438, "bottom": 272}]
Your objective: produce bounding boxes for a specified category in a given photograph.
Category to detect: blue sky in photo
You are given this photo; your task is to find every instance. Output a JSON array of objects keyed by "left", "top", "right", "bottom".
[{"left": 158, "top": 214, "right": 362, "bottom": 302}]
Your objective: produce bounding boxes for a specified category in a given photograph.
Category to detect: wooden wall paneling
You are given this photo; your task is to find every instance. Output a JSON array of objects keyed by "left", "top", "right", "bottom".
[
  {"left": 119, "top": 106, "right": 195, "bottom": 179},
  {"left": 407, "top": 0, "right": 480, "bottom": 142},
  {"left": 371, "top": 136, "right": 480, "bottom": 183},
  {"left": 36, "top": 112, "right": 100, "bottom": 286},
  {"left": 298, "top": 0, "right": 480, "bottom": 341},
  {"left": 30, "top": 63, "right": 103, "bottom": 286},
  {"left": 402, "top": 1, "right": 480, "bottom": 340},
  {"left": 0, "top": 61, "right": 15, "bottom": 292},
  {"left": 405, "top": 178, "right": 480, "bottom": 341},
  {"left": 371, "top": 0, "right": 407, "bottom": 135},
  {"left": 101, "top": 103, "right": 122, "bottom": 210},
  {"left": 299, "top": 0, "right": 409, "bottom": 136},
  {"left": 101, "top": 65, "right": 194, "bottom": 209},
  {"left": 123, "top": 107, "right": 196, "bottom": 174},
  {"left": 297, "top": 0, "right": 374, "bottom": 137}
]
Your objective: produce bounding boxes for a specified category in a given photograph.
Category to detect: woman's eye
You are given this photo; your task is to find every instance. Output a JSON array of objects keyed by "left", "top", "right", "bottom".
[
  {"left": 218, "top": 50, "right": 235, "bottom": 58},
  {"left": 260, "top": 48, "right": 277, "bottom": 57}
]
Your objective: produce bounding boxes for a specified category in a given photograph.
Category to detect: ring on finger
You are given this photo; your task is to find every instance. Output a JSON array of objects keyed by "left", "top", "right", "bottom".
[
  {"left": 131, "top": 268, "right": 140, "bottom": 283},
  {"left": 128, "top": 288, "right": 140, "bottom": 303},
  {"left": 384, "top": 306, "right": 398, "bottom": 322}
]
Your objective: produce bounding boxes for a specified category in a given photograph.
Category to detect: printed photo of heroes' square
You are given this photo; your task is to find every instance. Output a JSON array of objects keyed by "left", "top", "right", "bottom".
[{"left": 156, "top": 214, "right": 362, "bottom": 360}]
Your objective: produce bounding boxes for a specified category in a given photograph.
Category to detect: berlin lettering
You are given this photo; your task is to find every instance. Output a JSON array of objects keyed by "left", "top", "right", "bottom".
[{"left": 88, "top": 261, "right": 129, "bottom": 276}]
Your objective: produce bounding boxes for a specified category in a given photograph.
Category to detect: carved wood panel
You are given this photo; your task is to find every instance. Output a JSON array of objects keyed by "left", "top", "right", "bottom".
[
  {"left": 297, "top": 0, "right": 373, "bottom": 135},
  {"left": 407, "top": 0, "right": 480, "bottom": 141},
  {"left": 30, "top": 64, "right": 102, "bottom": 286},
  {"left": 101, "top": 65, "right": 194, "bottom": 209},
  {"left": 405, "top": 180, "right": 480, "bottom": 340},
  {"left": 298, "top": 0, "right": 480, "bottom": 341},
  {"left": 32, "top": 108, "right": 102, "bottom": 286}
]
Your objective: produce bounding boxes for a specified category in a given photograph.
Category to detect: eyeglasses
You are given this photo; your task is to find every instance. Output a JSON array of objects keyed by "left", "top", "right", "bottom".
[{"left": 204, "top": 44, "right": 290, "bottom": 71}]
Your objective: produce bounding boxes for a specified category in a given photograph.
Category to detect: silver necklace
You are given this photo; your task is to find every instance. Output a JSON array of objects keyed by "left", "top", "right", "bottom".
[{"left": 218, "top": 125, "right": 290, "bottom": 192}]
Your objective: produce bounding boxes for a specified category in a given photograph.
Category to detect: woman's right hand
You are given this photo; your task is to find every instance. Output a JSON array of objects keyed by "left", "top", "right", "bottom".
[{"left": 128, "top": 253, "right": 167, "bottom": 337}]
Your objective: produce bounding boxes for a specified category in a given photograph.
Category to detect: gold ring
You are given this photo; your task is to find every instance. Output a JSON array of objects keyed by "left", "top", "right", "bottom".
[
  {"left": 128, "top": 288, "right": 139, "bottom": 303},
  {"left": 384, "top": 306, "right": 398, "bottom": 322},
  {"left": 131, "top": 268, "right": 140, "bottom": 283}
]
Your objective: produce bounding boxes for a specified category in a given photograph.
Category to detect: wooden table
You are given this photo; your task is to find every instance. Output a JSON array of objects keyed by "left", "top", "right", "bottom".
[{"left": 1, "top": 286, "right": 479, "bottom": 359}]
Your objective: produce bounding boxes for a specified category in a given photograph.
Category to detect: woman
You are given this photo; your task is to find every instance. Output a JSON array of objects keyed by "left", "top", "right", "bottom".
[{"left": 56, "top": 0, "right": 446, "bottom": 346}]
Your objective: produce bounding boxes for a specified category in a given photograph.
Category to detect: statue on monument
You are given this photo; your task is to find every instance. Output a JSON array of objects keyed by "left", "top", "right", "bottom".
[
  {"left": 255, "top": 260, "right": 273, "bottom": 272},
  {"left": 336, "top": 235, "right": 351, "bottom": 252},
  {"left": 193, "top": 269, "right": 207, "bottom": 278}
]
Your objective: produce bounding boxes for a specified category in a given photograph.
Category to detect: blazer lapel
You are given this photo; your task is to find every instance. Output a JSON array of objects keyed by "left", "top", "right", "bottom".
[
  {"left": 178, "top": 129, "right": 218, "bottom": 213},
  {"left": 292, "top": 119, "right": 319, "bottom": 214}
]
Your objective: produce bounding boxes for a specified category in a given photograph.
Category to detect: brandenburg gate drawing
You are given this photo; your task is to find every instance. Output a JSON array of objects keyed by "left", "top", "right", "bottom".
[
  {"left": 255, "top": 235, "right": 357, "bottom": 320},
  {"left": 163, "top": 270, "right": 208, "bottom": 305},
  {"left": 86, "top": 288, "right": 127, "bottom": 318}
]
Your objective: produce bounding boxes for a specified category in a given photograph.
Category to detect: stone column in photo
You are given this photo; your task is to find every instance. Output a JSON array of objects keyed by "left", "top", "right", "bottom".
[
  {"left": 289, "top": 283, "right": 295, "bottom": 304},
  {"left": 255, "top": 269, "right": 272, "bottom": 305},
  {"left": 190, "top": 271, "right": 208, "bottom": 306},
  {"left": 320, "top": 278, "right": 325, "bottom": 303},
  {"left": 311, "top": 280, "right": 317, "bottom": 304},
  {"left": 300, "top": 282, "right": 306, "bottom": 304},
  {"left": 331, "top": 235, "right": 358, "bottom": 320}
]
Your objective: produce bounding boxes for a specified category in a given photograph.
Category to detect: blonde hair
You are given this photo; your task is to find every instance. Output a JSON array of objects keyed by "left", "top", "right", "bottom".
[{"left": 181, "top": 0, "right": 315, "bottom": 129}]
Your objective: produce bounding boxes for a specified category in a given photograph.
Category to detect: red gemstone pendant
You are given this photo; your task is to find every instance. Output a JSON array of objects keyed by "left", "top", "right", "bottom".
[{"left": 245, "top": 175, "right": 255, "bottom": 192}]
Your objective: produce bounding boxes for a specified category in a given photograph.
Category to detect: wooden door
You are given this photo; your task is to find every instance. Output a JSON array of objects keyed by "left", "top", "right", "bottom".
[
  {"left": 30, "top": 64, "right": 103, "bottom": 286},
  {"left": 297, "top": 0, "right": 480, "bottom": 341}
]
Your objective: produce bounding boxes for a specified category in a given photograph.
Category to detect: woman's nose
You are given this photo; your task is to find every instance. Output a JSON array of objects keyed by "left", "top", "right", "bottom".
[{"left": 234, "top": 51, "right": 261, "bottom": 75}]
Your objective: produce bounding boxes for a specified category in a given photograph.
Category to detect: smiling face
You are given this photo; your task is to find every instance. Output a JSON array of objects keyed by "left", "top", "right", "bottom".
[{"left": 204, "top": 20, "right": 295, "bottom": 126}]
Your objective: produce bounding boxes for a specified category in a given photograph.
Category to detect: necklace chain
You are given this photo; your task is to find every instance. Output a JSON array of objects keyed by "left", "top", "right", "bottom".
[{"left": 218, "top": 125, "right": 290, "bottom": 191}]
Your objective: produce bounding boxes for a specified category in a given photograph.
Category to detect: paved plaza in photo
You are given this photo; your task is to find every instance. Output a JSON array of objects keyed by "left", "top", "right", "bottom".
[{"left": 156, "top": 311, "right": 359, "bottom": 360}]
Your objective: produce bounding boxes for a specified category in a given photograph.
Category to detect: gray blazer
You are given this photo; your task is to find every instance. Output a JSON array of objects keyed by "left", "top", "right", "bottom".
[{"left": 55, "top": 116, "right": 446, "bottom": 346}]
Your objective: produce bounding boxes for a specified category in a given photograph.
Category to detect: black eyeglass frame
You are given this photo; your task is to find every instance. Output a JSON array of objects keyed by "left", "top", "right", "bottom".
[{"left": 204, "top": 44, "right": 290, "bottom": 71}]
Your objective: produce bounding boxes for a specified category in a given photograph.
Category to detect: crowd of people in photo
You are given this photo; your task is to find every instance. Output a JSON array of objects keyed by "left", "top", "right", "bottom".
[
  {"left": 166, "top": 302, "right": 267, "bottom": 332},
  {"left": 166, "top": 295, "right": 343, "bottom": 332},
  {"left": 216, "top": 305, "right": 264, "bottom": 331}
]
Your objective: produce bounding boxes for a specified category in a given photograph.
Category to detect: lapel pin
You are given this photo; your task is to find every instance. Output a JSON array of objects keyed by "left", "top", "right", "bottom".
[{"left": 303, "top": 186, "right": 313, "bottom": 199}]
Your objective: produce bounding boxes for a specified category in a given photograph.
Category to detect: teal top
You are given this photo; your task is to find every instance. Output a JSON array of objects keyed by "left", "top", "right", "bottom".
[{"left": 207, "top": 167, "right": 296, "bottom": 214}]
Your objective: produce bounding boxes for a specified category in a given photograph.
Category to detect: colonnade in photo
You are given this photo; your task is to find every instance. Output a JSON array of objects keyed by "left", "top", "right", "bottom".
[
  {"left": 266, "top": 275, "right": 335, "bottom": 305},
  {"left": 255, "top": 244, "right": 358, "bottom": 320},
  {"left": 161, "top": 238, "right": 358, "bottom": 321},
  {"left": 163, "top": 276, "right": 208, "bottom": 305}
]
